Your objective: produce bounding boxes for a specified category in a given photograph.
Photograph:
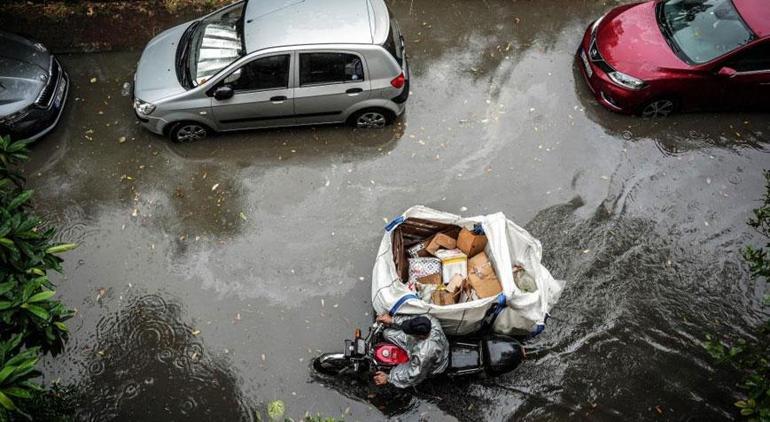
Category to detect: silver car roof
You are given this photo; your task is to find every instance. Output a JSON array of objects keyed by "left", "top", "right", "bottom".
[{"left": 242, "top": 0, "right": 390, "bottom": 53}]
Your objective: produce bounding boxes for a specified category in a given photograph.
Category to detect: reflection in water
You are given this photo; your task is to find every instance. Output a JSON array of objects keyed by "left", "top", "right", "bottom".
[
  {"left": 573, "top": 64, "right": 769, "bottom": 155},
  {"left": 71, "top": 294, "right": 253, "bottom": 422}
]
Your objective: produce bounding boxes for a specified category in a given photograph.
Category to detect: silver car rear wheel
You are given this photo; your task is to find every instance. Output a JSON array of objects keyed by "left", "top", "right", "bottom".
[
  {"left": 174, "top": 123, "right": 208, "bottom": 143},
  {"left": 641, "top": 99, "right": 675, "bottom": 118},
  {"left": 355, "top": 111, "right": 387, "bottom": 129}
]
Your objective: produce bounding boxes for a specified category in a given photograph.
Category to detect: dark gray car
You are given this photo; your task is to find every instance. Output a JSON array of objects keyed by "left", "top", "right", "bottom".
[{"left": 0, "top": 31, "right": 68, "bottom": 142}]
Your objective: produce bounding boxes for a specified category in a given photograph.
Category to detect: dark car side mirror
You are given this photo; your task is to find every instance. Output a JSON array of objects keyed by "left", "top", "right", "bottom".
[
  {"left": 213, "top": 85, "right": 234, "bottom": 101},
  {"left": 717, "top": 66, "right": 737, "bottom": 78}
]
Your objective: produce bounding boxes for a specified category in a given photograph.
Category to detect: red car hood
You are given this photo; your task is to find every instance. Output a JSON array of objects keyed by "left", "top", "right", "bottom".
[{"left": 596, "top": 1, "right": 689, "bottom": 79}]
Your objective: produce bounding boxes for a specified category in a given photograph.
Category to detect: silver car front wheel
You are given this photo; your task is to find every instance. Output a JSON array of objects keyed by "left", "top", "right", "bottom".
[
  {"left": 355, "top": 111, "right": 387, "bottom": 129},
  {"left": 641, "top": 99, "right": 675, "bottom": 118},
  {"left": 174, "top": 123, "right": 208, "bottom": 143}
]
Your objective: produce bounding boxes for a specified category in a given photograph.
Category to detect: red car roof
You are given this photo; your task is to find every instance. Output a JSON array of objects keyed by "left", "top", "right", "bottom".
[{"left": 734, "top": 0, "right": 770, "bottom": 38}]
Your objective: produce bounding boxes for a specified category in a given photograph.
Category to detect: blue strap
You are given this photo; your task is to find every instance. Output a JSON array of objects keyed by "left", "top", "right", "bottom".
[
  {"left": 526, "top": 323, "right": 546, "bottom": 340},
  {"left": 389, "top": 294, "right": 419, "bottom": 316},
  {"left": 489, "top": 293, "right": 507, "bottom": 323},
  {"left": 384, "top": 215, "right": 405, "bottom": 232}
]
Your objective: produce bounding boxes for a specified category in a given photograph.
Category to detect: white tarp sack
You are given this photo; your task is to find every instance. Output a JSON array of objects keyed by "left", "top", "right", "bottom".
[{"left": 371, "top": 206, "right": 565, "bottom": 337}]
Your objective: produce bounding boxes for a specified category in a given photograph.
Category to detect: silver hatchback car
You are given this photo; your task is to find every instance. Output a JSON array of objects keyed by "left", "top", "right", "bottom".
[{"left": 133, "top": 0, "right": 409, "bottom": 142}]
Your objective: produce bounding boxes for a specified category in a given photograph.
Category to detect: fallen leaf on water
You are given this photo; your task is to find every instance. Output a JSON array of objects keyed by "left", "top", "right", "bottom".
[
  {"left": 96, "top": 287, "right": 107, "bottom": 300},
  {"left": 239, "top": 212, "right": 247, "bottom": 221},
  {"left": 118, "top": 136, "right": 126, "bottom": 144},
  {"left": 191, "top": 329, "right": 201, "bottom": 336},
  {"left": 267, "top": 400, "right": 284, "bottom": 420},
  {"left": 211, "top": 183, "right": 219, "bottom": 191},
  {"left": 90, "top": 77, "right": 97, "bottom": 83}
]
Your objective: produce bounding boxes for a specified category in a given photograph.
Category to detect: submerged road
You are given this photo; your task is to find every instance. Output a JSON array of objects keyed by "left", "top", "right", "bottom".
[{"left": 22, "top": 0, "right": 769, "bottom": 420}]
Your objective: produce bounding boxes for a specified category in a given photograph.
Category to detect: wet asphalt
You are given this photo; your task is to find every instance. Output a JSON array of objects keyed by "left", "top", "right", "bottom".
[{"left": 20, "top": 0, "right": 770, "bottom": 420}]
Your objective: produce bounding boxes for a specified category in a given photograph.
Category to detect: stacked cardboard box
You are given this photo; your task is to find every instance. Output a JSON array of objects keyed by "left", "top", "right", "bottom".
[{"left": 402, "top": 224, "right": 502, "bottom": 306}]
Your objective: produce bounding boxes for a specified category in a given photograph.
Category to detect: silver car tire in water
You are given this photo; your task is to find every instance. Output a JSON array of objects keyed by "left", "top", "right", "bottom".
[
  {"left": 349, "top": 109, "right": 394, "bottom": 129},
  {"left": 640, "top": 99, "right": 676, "bottom": 118},
  {"left": 170, "top": 122, "right": 209, "bottom": 143}
]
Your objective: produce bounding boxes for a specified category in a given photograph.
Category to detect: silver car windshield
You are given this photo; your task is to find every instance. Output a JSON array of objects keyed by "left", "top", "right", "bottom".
[{"left": 189, "top": 3, "right": 245, "bottom": 86}]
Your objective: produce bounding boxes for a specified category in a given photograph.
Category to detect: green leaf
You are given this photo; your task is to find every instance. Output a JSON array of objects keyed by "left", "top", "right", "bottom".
[
  {"left": 1, "top": 387, "right": 31, "bottom": 399},
  {"left": 21, "top": 304, "right": 49, "bottom": 321},
  {"left": 0, "top": 367, "right": 15, "bottom": 385},
  {"left": 0, "top": 392, "right": 15, "bottom": 411},
  {"left": 53, "top": 321, "right": 68, "bottom": 332},
  {"left": 26, "top": 290, "right": 55, "bottom": 303},
  {"left": 267, "top": 400, "right": 285, "bottom": 420},
  {"left": 0, "top": 302, "right": 13, "bottom": 311},
  {"left": 45, "top": 243, "right": 77, "bottom": 254},
  {"left": 740, "top": 408, "right": 754, "bottom": 416},
  {"left": 736, "top": 400, "right": 748, "bottom": 408},
  {"left": 7, "top": 190, "right": 32, "bottom": 211},
  {"left": 0, "top": 282, "right": 13, "bottom": 297}
]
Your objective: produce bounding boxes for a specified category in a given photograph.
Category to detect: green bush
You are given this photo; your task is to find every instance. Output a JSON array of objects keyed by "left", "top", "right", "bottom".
[
  {"left": 706, "top": 170, "right": 770, "bottom": 421},
  {"left": 0, "top": 136, "right": 74, "bottom": 419}
]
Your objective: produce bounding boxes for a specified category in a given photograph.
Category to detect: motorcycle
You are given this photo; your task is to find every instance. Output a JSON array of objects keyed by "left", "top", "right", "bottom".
[{"left": 313, "top": 321, "right": 526, "bottom": 379}]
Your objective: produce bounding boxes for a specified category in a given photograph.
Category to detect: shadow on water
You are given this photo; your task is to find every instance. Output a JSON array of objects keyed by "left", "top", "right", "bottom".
[
  {"left": 572, "top": 64, "right": 770, "bottom": 155},
  {"left": 310, "top": 367, "right": 497, "bottom": 420},
  {"left": 22, "top": 53, "right": 405, "bottom": 242},
  {"left": 66, "top": 294, "right": 254, "bottom": 422}
]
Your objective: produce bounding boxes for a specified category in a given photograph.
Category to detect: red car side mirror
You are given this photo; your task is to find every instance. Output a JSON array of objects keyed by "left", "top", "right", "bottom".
[{"left": 717, "top": 66, "right": 737, "bottom": 78}]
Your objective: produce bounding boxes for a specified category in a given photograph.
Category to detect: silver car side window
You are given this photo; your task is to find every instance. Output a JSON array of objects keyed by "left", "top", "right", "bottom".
[
  {"left": 224, "top": 54, "right": 291, "bottom": 92},
  {"left": 299, "top": 52, "right": 365, "bottom": 86}
]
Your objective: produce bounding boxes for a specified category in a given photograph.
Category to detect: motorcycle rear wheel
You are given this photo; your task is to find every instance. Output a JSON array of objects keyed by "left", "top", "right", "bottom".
[{"left": 313, "top": 353, "right": 351, "bottom": 375}]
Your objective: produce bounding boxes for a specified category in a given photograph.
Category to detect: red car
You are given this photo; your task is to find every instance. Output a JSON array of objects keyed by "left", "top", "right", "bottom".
[{"left": 578, "top": 0, "right": 770, "bottom": 117}]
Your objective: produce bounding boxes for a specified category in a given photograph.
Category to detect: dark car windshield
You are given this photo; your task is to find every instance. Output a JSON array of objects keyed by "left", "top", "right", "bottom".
[
  {"left": 186, "top": 2, "right": 245, "bottom": 86},
  {"left": 657, "top": 0, "right": 754, "bottom": 64}
]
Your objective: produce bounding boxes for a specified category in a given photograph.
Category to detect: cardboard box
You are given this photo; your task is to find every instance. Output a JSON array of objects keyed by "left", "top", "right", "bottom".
[
  {"left": 434, "top": 249, "right": 467, "bottom": 284},
  {"left": 467, "top": 252, "right": 502, "bottom": 298},
  {"left": 446, "top": 274, "right": 465, "bottom": 293},
  {"left": 416, "top": 232, "right": 457, "bottom": 257},
  {"left": 457, "top": 228, "right": 488, "bottom": 258},
  {"left": 408, "top": 257, "right": 441, "bottom": 285},
  {"left": 418, "top": 273, "right": 442, "bottom": 285},
  {"left": 431, "top": 286, "right": 456, "bottom": 305},
  {"left": 407, "top": 242, "right": 426, "bottom": 258}
]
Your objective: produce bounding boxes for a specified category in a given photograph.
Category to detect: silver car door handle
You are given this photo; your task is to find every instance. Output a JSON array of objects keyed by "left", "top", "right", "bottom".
[
  {"left": 346, "top": 88, "right": 363, "bottom": 96},
  {"left": 270, "top": 95, "right": 288, "bottom": 103}
]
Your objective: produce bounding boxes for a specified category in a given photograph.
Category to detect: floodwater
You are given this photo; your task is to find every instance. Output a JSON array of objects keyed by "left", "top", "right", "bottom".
[{"left": 22, "top": 0, "right": 769, "bottom": 420}]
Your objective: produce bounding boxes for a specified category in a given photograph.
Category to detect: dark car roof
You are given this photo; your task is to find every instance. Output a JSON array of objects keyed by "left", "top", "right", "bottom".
[
  {"left": 0, "top": 31, "right": 51, "bottom": 116},
  {"left": 734, "top": 0, "right": 770, "bottom": 38}
]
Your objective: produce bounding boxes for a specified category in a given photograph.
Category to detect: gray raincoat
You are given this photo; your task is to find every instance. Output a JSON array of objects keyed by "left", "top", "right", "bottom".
[{"left": 383, "top": 314, "right": 449, "bottom": 388}]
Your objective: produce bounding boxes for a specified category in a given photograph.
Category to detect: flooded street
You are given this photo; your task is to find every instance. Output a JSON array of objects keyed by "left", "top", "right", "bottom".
[{"left": 21, "top": 0, "right": 769, "bottom": 420}]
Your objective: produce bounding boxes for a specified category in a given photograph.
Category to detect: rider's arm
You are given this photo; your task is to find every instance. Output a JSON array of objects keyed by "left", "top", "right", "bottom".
[{"left": 387, "top": 352, "right": 429, "bottom": 388}]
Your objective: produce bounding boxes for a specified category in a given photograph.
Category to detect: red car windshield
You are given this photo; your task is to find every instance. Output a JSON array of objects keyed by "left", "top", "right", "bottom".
[{"left": 657, "top": 0, "right": 755, "bottom": 64}]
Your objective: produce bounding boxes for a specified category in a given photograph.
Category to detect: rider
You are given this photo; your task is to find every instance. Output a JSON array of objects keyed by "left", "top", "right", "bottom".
[{"left": 373, "top": 313, "right": 449, "bottom": 388}]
